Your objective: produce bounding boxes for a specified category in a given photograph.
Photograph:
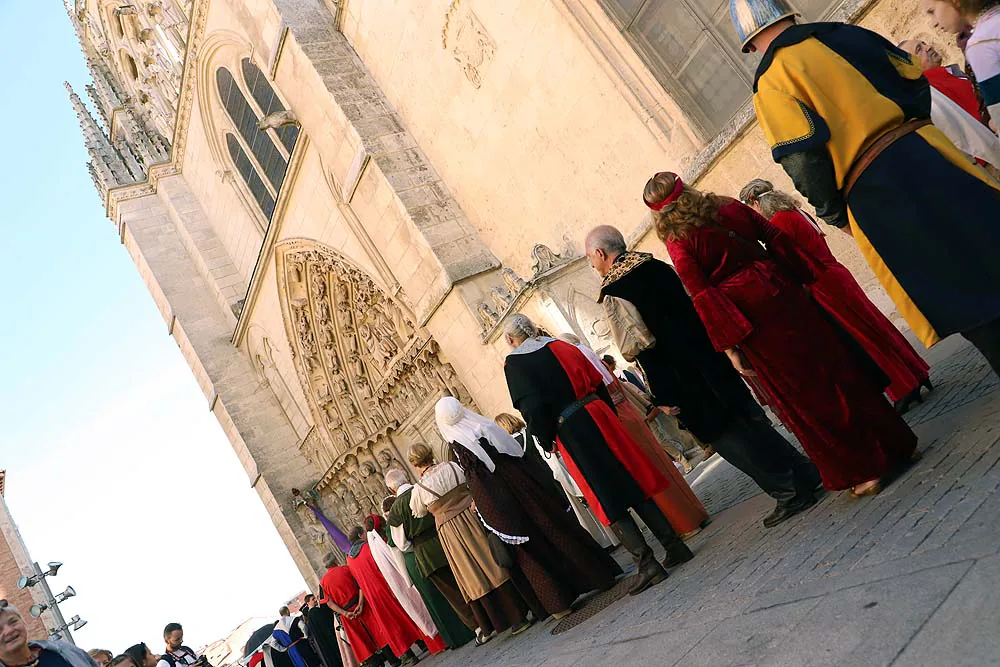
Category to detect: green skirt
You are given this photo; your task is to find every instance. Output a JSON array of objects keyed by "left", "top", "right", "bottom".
[{"left": 404, "top": 551, "right": 475, "bottom": 648}]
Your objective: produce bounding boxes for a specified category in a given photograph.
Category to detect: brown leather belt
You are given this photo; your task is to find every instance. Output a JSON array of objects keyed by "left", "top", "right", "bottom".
[{"left": 842, "top": 118, "right": 931, "bottom": 197}]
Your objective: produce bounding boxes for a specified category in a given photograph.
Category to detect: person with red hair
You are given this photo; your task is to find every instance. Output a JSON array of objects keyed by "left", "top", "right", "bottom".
[{"left": 645, "top": 171, "right": 919, "bottom": 498}]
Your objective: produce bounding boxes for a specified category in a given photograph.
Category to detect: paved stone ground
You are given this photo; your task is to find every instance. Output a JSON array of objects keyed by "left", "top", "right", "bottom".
[{"left": 423, "top": 336, "right": 1000, "bottom": 666}]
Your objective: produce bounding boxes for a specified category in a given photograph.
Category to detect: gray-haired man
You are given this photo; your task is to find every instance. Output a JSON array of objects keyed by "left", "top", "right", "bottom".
[{"left": 585, "top": 225, "right": 821, "bottom": 528}]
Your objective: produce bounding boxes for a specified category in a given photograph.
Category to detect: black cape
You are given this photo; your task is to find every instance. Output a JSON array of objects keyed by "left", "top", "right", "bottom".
[
  {"left": 600, "top": 253, "right": 762, "bottom": 442},
  {"left": 301, "top": 606, "right": 343, "bottom": 667}
]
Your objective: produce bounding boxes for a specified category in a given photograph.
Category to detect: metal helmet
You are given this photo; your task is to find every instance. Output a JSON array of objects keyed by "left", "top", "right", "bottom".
[{"left": 730, "top": 0, "right": 800, "bottom": 53}]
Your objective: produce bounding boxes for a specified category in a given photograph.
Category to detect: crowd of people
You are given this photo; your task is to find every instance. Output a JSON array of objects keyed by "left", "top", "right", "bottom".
[
  {"left": 30, "top": 3, "right": 999, "bottom": 667},
  {"left": 302, "top": 2, "right": 1000, "bottom": 663}
]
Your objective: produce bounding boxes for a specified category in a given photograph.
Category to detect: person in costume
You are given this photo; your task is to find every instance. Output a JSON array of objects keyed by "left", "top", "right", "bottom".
[
  {"left": 898, "top": 38, "right": 1000, "bottom": 166},
  {"left": 557, "top": 334, "right": 708, "bottom": 535},
  {"left": 601, "top": 356, "right": 704, "bottom": 470},
  {"left": 502, "top": 314, "right": 693, "bottom": 596},
  {"left": 300, "top": 595, "right": 344, "bottom": 667},
  {"left": 435, "top": 396, "right": 622, "bottom": 619},
  {"left": 733, "top": 0, "right": 1000, "bottom": 377},
  {"left": 362, "top": 514, "right": 442, "bottom": 646},
  {"left": 408, "top": 444, "right": 532, "bottom": 644},
  {"left": 384, "top": 470, "right": 477, "bottom": 649},
  {"left": 644, "top": 171, "right": 920, "bottom": 497},
  {"left": 493, "top": 411, "right": 619, "bottom": 550},
  {"left": 317, "top": 557, "right": 386, "bottom": 666},
  {"left": 739, "top": 179, "right": 933, "bottom": 413},
  {"left": 585, "top": 224, "right": 821, "bottom": 527},
  {"left": 344, "top": 527, "right": 446, "bottom": 661}
]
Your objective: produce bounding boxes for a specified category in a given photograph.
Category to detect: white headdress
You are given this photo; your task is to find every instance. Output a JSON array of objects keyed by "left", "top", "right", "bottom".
[{"left": 434, "top": 397, "right": 525, "bottom": 472}]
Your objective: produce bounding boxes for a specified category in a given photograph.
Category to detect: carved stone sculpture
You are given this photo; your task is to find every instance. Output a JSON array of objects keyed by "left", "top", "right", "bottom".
[
  {"left": 476, "top": 302, "right": 498, "bottom": 328},
  {"left": 501, "top": 267, "right": 527, "bottom": 296},
  {"left": 531, "top": 243, "right": 563, "bottom": 276}
]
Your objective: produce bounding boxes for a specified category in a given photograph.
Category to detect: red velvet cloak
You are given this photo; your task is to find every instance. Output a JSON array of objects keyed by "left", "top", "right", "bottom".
[
  {"left": 666, "top": 201, "right": 917, "bottom": 490},
  {"left": 770, "top": 209, "right": 929, "bottom": 402}
]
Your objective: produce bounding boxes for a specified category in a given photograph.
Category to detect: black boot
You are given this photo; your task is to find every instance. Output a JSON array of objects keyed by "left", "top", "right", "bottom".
[
  {"left": 611, "top": 517, "right": 667, "bottom": 596},
  {"left": 634, "top": 500, "right": 695, "bottom": 568},
  {"left": 762, "top": 493, "right": 817, "bottom": 528}
]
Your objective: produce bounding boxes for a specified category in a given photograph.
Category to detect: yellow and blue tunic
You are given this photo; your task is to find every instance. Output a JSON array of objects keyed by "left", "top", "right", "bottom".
[{"left": 753, "top": 22, "right": 1000, "bottom": 347}]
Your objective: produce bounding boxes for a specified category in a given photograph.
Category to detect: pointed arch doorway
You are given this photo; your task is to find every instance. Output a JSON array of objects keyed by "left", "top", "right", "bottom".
[{"left": 275, "top": 239, "right": 475, "bottom": 530}]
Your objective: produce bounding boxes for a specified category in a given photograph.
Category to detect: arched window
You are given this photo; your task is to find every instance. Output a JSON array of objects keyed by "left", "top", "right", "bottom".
[
  {"left": 241, "top": 58, "right": 299, "bottom": 153},
  {"left": 227, "top": 133, "right": 276, "bottom": 219},
  {"left": 216, "top": 63, "right": 299, "bottom": 220}
]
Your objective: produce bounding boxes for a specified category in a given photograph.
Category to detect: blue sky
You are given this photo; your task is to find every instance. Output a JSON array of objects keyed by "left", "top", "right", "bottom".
[{"left": 0, "top": 0, "right": 306, "bottom": 652}]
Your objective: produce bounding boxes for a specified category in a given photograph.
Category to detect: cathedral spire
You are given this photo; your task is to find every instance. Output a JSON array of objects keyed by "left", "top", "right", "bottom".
[{"left": 65, "top": 81, "right": 142, "bottom": 196}]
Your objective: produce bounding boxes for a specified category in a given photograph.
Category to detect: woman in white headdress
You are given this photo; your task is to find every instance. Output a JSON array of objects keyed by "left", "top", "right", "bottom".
[{"left": 435, "top": 396, "right": 622, "bottom": 621}]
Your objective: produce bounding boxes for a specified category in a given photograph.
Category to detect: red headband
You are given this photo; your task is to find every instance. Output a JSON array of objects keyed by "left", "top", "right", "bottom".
[
  {"left": 367, "top": 514, "right": 383, "bottom": 531},
  {"left": 644, "top": 175, "right": 684, "bottom": 211}
]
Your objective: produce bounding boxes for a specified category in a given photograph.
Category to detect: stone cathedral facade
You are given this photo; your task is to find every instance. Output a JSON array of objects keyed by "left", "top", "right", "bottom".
[{"left": 66, "top": 0, "right": 942, "bottom": 586}]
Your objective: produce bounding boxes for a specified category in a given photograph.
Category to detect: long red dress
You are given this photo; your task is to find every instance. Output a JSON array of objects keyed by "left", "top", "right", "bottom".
[
  {"left": 666, "top": 200, "right": 917, "bottom": 490},
  {"left": 347, "top": 544, "right": 446, "bottom": 658},
  {"left": 605, "top": 375, "right": 709, "bottom": 536},
  {"left": 770, "top": 208, "right": 929, "bottom": 402},
  {"left": 318, "top": 566, "right": 381, "bottom": 664}
]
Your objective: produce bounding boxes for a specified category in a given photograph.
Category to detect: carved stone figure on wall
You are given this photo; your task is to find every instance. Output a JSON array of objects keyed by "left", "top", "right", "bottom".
[
  {"left": 335, "top": 280, "right": 351, "bottom": 315},
  {"left": 438, "top": 363, "right": 471, "bottom": 404},
  {"left": 387, "top": 300, "right": 414, "bottom": 340},
  {"left": 490, "top": 286, "right": 512, "bottom": 313},
  {"left": 448, "top": 7, "right": 497, "bottom": 88},
  {"left": 501, "top": 267, "right": 527, "bottom": 296},
  {"left": 476, "top": 302, "right": 498, "bottom": 328},
  {"left": 337, "top": 484, "right": 363, "bottom": 528},
  {"left": 322, "top": 401, "right": 341, "bottom": 428},
  {"left": 295, "top": 502, "right": 328, "bottom": 548},
  {"left": 531, "top": 243, "right": 563, "bottom": 276},
  {"left": 376, "top": 449, "right": 402, "bottom": 473},
  {"left": 360, "top": 462, "right": 390, "bottom": 507}
]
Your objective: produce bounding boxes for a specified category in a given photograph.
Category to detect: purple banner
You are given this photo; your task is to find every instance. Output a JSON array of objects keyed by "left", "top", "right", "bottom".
[{"left": 309, "top": 503, "right": 352, "bottom": 554}]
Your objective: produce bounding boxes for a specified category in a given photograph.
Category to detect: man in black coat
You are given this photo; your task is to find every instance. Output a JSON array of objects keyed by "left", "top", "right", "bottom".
[{"left": 586, "top": 225, "right": 820, "bottom": 527}]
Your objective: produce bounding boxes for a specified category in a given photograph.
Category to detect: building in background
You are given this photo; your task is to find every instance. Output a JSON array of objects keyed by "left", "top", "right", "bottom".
[
  {"left": 63, "top": 0, "right": 943, "bottom": 587},
  {"left": 0, "top": 471, "right": 57, "bottom": 639}
]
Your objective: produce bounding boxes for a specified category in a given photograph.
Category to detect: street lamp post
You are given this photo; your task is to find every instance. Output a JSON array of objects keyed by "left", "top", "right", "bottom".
[{"left": 17, "top": 561, "right": 84, "bottom": 645}]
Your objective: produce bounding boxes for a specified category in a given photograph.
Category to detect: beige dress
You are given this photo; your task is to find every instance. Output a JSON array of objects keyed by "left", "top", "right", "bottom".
[{"left": 410, "top": 462, "right": 509, "bottom": 601}]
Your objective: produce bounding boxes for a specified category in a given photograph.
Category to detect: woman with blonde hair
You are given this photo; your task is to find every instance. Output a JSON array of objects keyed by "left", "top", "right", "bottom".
[
  {"left": 739, "top": 179, "right": 932, "bottom": 413},
  {"left": 645, "top": 171, "right": 918, "bottom": 497},
  {"left": 408, "top": 441, "right": 531, "bottom": 644}
]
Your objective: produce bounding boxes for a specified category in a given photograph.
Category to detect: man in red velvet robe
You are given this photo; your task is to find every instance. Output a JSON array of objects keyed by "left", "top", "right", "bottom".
[{"left": 502, "top": 313, "right": 693, "bottom": 596}]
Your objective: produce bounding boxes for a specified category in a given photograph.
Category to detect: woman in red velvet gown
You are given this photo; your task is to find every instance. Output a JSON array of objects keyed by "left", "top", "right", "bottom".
[
  {"left": 643, "top": 171, "right": 918, "bottom": 496},
  {"left": 740, "top": 180, "right": 932, "bottom": 412}
]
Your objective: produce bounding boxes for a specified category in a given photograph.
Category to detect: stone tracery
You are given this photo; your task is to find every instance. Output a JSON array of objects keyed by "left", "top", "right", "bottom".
[{"left": 276, "top": 241, "right": 475, "bottom": 524}]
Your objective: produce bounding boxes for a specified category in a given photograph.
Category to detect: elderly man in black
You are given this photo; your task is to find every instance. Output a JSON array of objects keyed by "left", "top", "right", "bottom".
[{"left": 585, "top": 225, "right": 821, "bottom": 528}]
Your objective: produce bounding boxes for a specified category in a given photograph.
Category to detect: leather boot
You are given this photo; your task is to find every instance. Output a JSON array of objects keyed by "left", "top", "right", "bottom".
[
  {"left": 611, "top": 518, "right": 667, "bottom": 596},
  {"left": 634, "top": 500, "right": 695, "bottom": 568}
]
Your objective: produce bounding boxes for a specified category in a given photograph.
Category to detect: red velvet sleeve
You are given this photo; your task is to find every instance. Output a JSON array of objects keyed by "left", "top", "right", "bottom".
[{"left": 666, "top": 237, "right": 753, "bottom": 352}]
